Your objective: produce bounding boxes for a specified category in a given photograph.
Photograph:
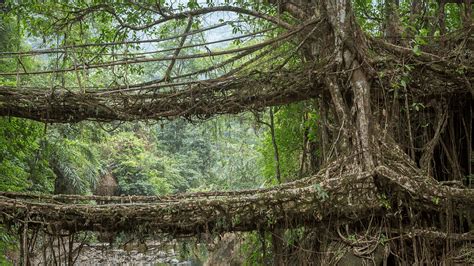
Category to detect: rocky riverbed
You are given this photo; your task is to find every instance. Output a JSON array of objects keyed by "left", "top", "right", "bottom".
[
  {"left": 20, "top": 241, "right": 203, "bottom": 265},
  {"left": 74, "top": 242, "right": 200, "bottom": 265}
]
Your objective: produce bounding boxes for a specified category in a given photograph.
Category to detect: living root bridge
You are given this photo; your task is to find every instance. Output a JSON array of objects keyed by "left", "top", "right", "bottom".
[
  {"left": 0, "top": 67, "right": 321, "bottom": 123},
  {"left": 1, "top": 36, "right": 472, "bottom": 124},
  {"left": 1, "top": 149, "right": 473, "bottom": 237},
  {"left": 0, "top": 172, "right": 378, "bottom": 236}
]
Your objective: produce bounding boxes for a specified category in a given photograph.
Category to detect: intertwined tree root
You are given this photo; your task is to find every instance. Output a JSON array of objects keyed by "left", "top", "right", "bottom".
[{"left": 0, "top": 67, "right": 321, "bottom": 123}]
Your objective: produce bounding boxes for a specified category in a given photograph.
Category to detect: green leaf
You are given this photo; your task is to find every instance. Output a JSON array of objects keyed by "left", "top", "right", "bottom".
[{"left": 413, "top": 45, "right": 421, "bottom": 56}]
